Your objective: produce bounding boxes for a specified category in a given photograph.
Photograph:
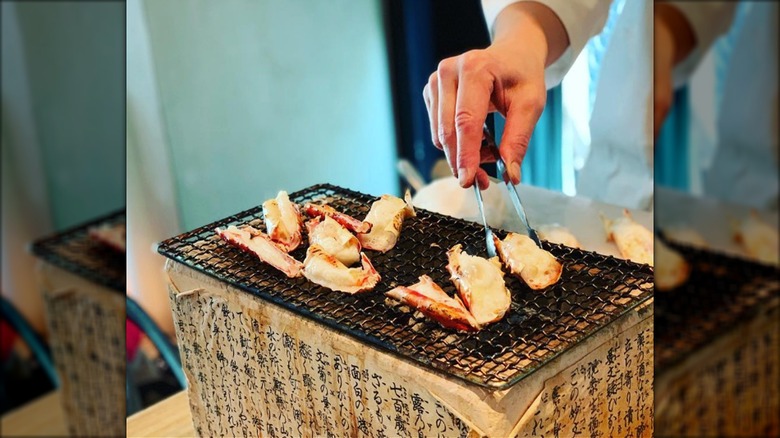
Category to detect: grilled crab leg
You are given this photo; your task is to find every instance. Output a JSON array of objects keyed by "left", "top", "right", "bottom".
[
  {"left": 303, "top": 203, "right": 372, "bottom": 234},
  {"left": 358, "top": 190, "right": 416, "bottom": 253},
  {"left": 386, "top": 275, "right": 479, "bottom": 332},
  {"left": 493, "top": 233, "right": 562, "bottom": 290},
  {"left": 306, "top": 216, "right": 361, "bottom": 266},
  {"left": 216, "top": 225, "right": 303, "bottom": 278},
  {"left": 89, "top": 223, "right": 126, "bottom": 252},
  {"left": 303, "top": 244, "right": 380, "bottom": 294},
  {"left": 446, "top": 244, "right": 511, "bottom": 326},
  {"left": 734, "top": 211, "right": 779, "bottom": 265},
  {"left": 601, "top": 209, "right": 653, "bottom": 266},
  {"left": 262, "top": 190, "right": 303, "bottom": 252},
  {"left": 537, "top": 224, "right": 581, "bottom": 249},
  {"left": 655, "top": 237, "right": 690, "bottom": 291}
]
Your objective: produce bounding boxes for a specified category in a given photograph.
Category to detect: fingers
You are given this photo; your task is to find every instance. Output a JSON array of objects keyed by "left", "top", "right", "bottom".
[
  {"left": 422, "top": 73, "right": 440, "bottom": 150},
  {"left": 437, "top": 59, "right": 459, "bottom": 176},
  {"left": 475, "top": 168, "right": 490, "bottom": 190},
  {"left": 454, "top": 55, "right": 493, "bottom": 188},
  {"left": 498, "top": 86, "right": 546, "bottom": 185}
]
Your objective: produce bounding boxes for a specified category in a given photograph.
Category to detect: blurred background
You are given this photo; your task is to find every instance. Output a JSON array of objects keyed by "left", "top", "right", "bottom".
[
  {"left": 653, "top": 1, "right": 778, "bottom": 436},
  {"left": 1, "top": 0, "right": 125, "bottom": 422}
]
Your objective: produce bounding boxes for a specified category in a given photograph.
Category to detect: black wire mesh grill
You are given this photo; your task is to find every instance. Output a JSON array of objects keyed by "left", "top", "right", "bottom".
[
  {"left": 157, "top": 184, "right": 654, "bottom": 389},
  {"left": 655, "top": 236, "right": 780, "bottom": 372},
  {"left": 31, "top": 210, "right": 126, "bottom": 293}
]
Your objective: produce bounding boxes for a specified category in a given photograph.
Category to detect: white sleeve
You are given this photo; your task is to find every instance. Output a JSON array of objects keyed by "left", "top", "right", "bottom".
[
  {"left": 667, "top": 2, "right": 737, "bottom": 88},
  {"left": 481, "top": 0, "right": 612, "bottom": 89}
]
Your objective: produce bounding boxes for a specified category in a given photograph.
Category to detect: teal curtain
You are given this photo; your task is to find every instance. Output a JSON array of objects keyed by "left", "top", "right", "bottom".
[
  {"left": 493, "top": 87, "right": 563, "bottom": 190},
  {"left": 655, "top": 87, "right": 691, "bottom": 190}
]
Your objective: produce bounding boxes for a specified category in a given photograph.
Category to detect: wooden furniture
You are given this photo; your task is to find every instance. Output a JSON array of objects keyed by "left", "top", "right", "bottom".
[
  {"left": 0, "top": 391, "right": 67, "bottom": 436},
  {"left": 126, "top": 391, "right": 194, "bottom": 437}
]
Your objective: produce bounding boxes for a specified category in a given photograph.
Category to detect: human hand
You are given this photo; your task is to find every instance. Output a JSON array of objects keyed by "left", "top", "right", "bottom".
[
  {"left": 654, "top": 4, "right": 696, "bottom": 138},
  {"left": 654, "top": 8, "right": 676, "bottom": 139},
  {"left": 422, "top": 2, "right": 567, "bottom": 189}
]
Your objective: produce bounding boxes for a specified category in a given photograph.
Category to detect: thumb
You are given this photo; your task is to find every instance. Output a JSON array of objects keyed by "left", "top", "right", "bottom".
[{"left": 498, "top": 90, "right": 545, "bottom": 184}]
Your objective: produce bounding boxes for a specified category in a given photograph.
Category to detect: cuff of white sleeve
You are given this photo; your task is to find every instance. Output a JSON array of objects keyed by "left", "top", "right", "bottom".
[{"left": 667, "top": 2, "right": 736, "bottom": 88}]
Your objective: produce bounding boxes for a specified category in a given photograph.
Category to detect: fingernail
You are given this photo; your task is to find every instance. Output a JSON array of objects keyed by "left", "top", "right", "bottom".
[
  {"left": 509, "top": 162, "right": 521, "bottom": 184},
  {"left": 458, "top": 168, "right": 475, "bottom": 187}
]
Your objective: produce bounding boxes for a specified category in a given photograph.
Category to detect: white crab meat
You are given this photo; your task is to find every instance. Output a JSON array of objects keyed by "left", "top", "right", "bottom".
[
  {"left": 386, "top": 275, "right": 479, "bottom": 332},
  {"left": 655, "top": 237, "right": 690, "bottom": 291},
  {"left": 446, "top": 244, "right": 511, "bottom": 326},
  {"left": 359, "top": 190, "right": 416, "bottom": 252},
  {"left": 262, "top": 191, "right": 303, "bottom": 252},
  {"left": 602, "top": 209, "right": 654, "bottom": 266},
  {"left": 303, "top": 244, "right": 381, "bottom": 294},
  {"left": 306, "top": 216, "right": 361, "bottom": 266},
  {"left": 537, "top": 224, "right": 581, "bottom": 249},
  {"left": 216, "top": 225, "right": 303, "bottom": 278},
  {"left": 734, "top": 212, "right": 779, "bottom": 265},
  {"left": 493, "top": 233, "right": 562, "bottom": 290},
  {"left": 88, "top": 223, "right": 126, "bottom": 252},
  {"left": 661, "top": 226, "right": 708, "bottom": 249}
]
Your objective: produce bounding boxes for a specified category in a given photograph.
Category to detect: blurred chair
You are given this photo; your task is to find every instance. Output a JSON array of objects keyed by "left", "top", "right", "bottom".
[
  {"left": 125, "top": 295, "right": 186, "bottom": 415},
  {"left": 0, "top": 295, "right": 58, "bottom": 414}
]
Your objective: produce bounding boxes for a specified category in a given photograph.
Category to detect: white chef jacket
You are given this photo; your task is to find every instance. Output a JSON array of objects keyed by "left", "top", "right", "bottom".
[
  {"left": 672, "top": 2, "right": 779, "bottom": 211},
  {"left": 482, "top": 0, "right": 654, "bottom": 211}
]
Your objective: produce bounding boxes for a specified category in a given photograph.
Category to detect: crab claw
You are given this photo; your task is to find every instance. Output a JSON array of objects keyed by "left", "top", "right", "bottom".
[
  {"left": 493, "top": 233, "right": 562, "bottom": 290},
  {"left": 216, "top": 225, "right": 303, "bottom": 278},
  {"left": 359, "top": 189, "right": 416, "bottom": 253},
  {"left": 262, "top": 191, "right": 303, "bottom": 252},
  {"left": 446, "top": 244, "right": 511, "bottom": 326},
  {"left": 303, "top": 244, "right": 380, "bottom": 294},
  {"left": 386, "top": 275, "right": 479, "bottom": 332},
  {"left": 306, "top": 216, "right": 362, "bottom": 266},
  {"left": 303, "top": 203, "right": 372, "bottom": 234}
]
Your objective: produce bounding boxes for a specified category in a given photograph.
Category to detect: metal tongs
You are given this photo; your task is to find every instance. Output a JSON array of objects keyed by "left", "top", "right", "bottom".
[{"left": 473, "top": 123, "right": 541, "bottom": 257}]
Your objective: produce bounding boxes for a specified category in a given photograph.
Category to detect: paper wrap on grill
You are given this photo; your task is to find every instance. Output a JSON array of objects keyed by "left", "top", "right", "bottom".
[{"left": 165, "top": 259, "right": 653, "bottom": 437}]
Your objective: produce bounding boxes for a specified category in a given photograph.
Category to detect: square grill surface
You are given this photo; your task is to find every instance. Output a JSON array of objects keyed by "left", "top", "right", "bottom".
[
  {"left": 31, "top": 210, "right": 126, "bottom": 293},
  {"left": 655, "top": 237, "right": 780, "bottom": 371},
  {"left": 158, "top": 184, "right": 653, "bottom": 389}
]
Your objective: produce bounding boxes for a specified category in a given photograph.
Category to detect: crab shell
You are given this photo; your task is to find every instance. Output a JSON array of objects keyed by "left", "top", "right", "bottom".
[
  {"left": 303, "top": 203, "right": 372, "bottom": 234},
  {"left": 303, "top": 244, "right": 380, "bottom": 294},
  {"left": 386, "top": 275, "right": 479, "bottom": 332},
  {"left": 262, "top": 191, "right": 303, "bottom": 252},
  {"left": 216, "top": 225, "right": 303, "bottom": 278}
]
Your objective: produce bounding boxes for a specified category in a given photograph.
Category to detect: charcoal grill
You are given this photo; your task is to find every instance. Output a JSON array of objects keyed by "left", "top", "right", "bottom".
[
  {"left": 157, "top": 184, "right": 653, "bottom": 389},
  {"left": 655, "top": 236, "right": 780, "bottom": 371},
  {"left": 31, "top": 210, "right": 126, "bottom": 293}
]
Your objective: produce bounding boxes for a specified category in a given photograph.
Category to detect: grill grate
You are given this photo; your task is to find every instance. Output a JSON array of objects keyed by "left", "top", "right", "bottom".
[
  {"left": 31, "top": 210, "right": 126, "bottom": 293},
  {"left": 157, "top": 184, "right": 653, "bottom": 389},
  {"left": 655, "top": 237, "right": 780, "bottom": 371}
]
